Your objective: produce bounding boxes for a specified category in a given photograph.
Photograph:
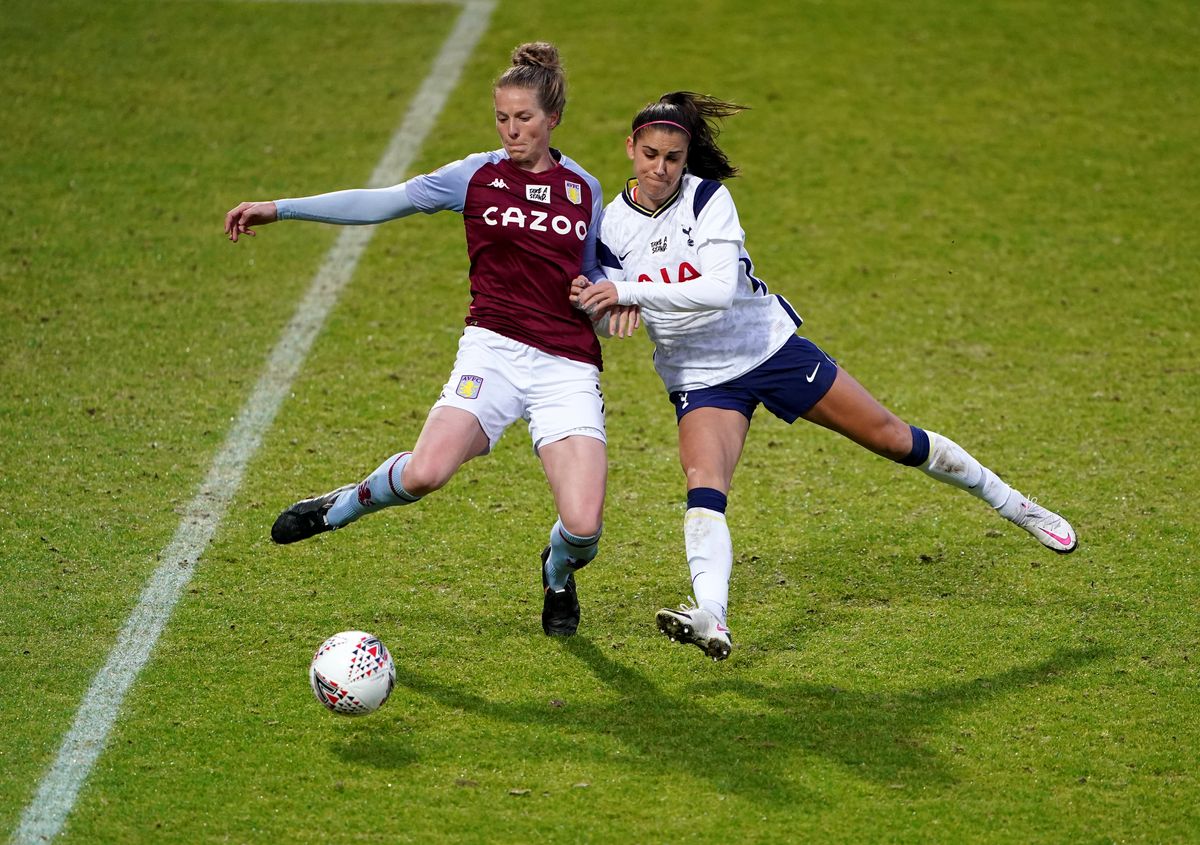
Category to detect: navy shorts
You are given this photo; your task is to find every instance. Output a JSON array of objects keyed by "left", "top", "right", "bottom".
[{"left": 669, "top": 335, "right": 838, "bottom": 423}]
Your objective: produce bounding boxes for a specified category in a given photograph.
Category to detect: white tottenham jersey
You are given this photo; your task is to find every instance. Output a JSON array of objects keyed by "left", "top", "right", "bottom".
[{"left": 598, "top": 174, "right": 802, "bottom": 393}]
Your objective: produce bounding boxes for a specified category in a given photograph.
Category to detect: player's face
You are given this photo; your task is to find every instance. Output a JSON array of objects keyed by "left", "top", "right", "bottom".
[
  {"left": 627, "top": 127, "right": 688, "bottom": 210},
  {"left": 494, "top": 86, "right": 559, "bottom": 171}
]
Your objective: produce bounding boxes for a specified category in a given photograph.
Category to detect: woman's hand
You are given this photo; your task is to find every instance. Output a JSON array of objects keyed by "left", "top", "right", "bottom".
[
  {"left": 572, "top": 279, "right": 620, "bottom": 319},
  {"left": 569, "top": 275, "right": 592, "bottom": 303},
  {"left": 570, "top": 276, "right": 640, "bottom": 338},
  {"left": 606, "top": 305, "right": 641, "bottom": 338},
  {"left": 224, "top": 201, "right": 278, "bottom": 242}
]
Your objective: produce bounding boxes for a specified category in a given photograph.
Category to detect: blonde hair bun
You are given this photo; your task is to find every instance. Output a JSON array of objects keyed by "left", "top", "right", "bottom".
[{"left": 511, "top": 41, "right": 561, "bottom": 70}]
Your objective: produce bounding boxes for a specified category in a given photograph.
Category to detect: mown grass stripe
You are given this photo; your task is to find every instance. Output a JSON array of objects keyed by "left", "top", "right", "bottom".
[{"left": 10, "top": 2, "right": 495, "bottom": 842}]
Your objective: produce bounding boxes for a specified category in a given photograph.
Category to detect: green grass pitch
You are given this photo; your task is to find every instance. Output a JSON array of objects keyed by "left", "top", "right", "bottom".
[{"left": 2, "top": 0, "right": 1198, "bottom": 842}]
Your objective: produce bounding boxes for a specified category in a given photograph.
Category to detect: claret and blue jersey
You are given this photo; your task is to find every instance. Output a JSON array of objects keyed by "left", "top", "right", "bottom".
[
  {"left": 278, "top": 148, "right": 606, "bottom": 368},
  {"left": 408, "top": 149, "right": 605, "bottom": 366}
]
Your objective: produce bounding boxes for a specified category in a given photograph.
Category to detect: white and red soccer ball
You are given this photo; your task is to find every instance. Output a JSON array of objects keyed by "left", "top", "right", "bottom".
[{"left": 309, "top": 630, "right": 396, "bottom": 715}]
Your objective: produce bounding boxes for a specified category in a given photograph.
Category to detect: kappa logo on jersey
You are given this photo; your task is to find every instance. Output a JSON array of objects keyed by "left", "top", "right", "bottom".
[
  {"left": 651, "top": 236, "right": 668, "bottom": 254},
  {"left": 456, "top": 375, "right": 484, "bottom": 399},
  {"left": 636, "top": 262, "right": 701, "bottom": 284},
  {"left": 565, "top": 181, "right": 582, "bottom": 205},
  {"left": 482, "top": 206, "right": 588, "bottom": 240},
  {"left": 488, "top": 178, "right": 509, "bottom": 190},
  {"left": 525, "top": 184, "right": 551, "bottom": 204}
]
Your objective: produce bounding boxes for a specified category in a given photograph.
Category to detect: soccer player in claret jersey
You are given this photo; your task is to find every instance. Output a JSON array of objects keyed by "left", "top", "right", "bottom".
[
  {"left": 225, "top": 43, "right": 636, "bottom": 638},
  {"left": 573, "top": 92, "right": 1078, "bottom": 661}
]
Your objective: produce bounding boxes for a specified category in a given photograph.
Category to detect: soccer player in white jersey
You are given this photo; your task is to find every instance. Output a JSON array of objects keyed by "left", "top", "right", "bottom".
[
  {"left": 225, "top": 43, "right": 636, "bottom": 638},
  {"left": 574, "top": 91, "right": 1078, "bottom": 661}
]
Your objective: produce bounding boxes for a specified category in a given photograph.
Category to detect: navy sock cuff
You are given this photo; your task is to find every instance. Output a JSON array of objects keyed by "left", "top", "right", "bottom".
[
  {"left": 686, "top": 487, "right": 728, "bottom": 513},
  {"left": 898, "top": 425, "right": 930, "bottom": 467}
]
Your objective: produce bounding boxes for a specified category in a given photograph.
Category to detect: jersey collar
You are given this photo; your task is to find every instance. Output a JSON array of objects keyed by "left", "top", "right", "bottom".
[
  {"left": 621, "top": 177, "right": 683, "bottom": 218},
  {"left": 499, "top": 146, "right": 565, "bottom": 179}
]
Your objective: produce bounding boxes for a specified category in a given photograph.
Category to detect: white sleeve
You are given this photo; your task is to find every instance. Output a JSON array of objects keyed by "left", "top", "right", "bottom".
[
  {"left": 612, "top": 185, "right": 743, "bottom": 311},
  {"left": 597, "top": 214, "right": 627, "bottom": 282},
  {"left": 693, "top": 184, "right": 743, "bottom": 246},
  {"left": 612, "top": 241, "right": 740, "bottom": 310}
]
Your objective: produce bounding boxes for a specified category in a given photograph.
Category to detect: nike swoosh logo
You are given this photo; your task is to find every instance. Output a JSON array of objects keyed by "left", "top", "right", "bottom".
[
  {"left": 1042, "top": 529, "right": 1073, "bottom": 546},
  {"left": 618, "top": 251, "right": 631, "bottom": 262},
  {"left": 805, "top": 362, "right": 821, "bottom": 383}
]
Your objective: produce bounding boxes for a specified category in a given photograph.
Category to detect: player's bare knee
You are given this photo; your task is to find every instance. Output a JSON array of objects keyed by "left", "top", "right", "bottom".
[
  {"left": 400, "top": 458, "right": 453, "bottom": 496},
  {"left": 559, "top": 509, "right": 603, "bottom": 540}
]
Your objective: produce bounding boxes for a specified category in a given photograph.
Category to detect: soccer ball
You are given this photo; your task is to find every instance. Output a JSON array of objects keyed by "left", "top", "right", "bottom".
[{"left": 309, "top": 630, "right": 396, "bottom": 716}]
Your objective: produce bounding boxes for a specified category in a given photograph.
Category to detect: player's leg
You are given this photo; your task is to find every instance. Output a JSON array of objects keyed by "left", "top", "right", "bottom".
[
  {"left": 536, "top": 434, "right": 606, "bottom": 636},
  {"left": 800, "top": 366, "right": 1077, "bottom": 553},
  {"left": 271, "top": 407, "right": 489, "bottom": 545},
  {"left": 272, "top": 328, "right": 519, "bottom": 545},
  {"left": 528, "top": 355, "right": 608, "bottom": 636},
  {"left": 326, "top": 405, "right": 489, "bottom": 522},
  {"left": 677, "top": 405, "right": 748, "bottom": 622},
  {"left": 539, "top": 433, "right": 607, "bottom": 568},
  {"left": 797, "top": 366, "right": 912, "bottom": 457},
  {"left": 655, "top": 403, "right": 748, "bottom": 661}
]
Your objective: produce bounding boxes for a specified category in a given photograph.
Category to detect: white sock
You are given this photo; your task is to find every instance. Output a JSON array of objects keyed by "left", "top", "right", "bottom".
[
  {"left": 920, "top": 431, "right": 1013, "bottom": 510},
  {"left": 545, "top": 519, "right": 601, "bottom": 591},
  {"left": 996, "top": 490, "right": 1032, "bottom": 521},
  {"left": 685, "top": 507, "right": 732, "bottom": 624},
  {"left": 326, "top": 451, "right": 420, "bottom": 528}
]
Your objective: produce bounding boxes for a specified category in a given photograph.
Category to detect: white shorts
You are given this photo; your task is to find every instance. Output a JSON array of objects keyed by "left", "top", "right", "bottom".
[{"left": 433, "top": 327, "right": 606, "bottom": 454}]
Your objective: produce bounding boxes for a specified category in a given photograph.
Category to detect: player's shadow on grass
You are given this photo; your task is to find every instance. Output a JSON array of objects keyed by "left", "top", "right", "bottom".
[
  {"left": 345, "top": 638, "right": 1108, "bottom": 798},
  {"left": 563, "top": 639, "right": 1109, "bottom": 794}
]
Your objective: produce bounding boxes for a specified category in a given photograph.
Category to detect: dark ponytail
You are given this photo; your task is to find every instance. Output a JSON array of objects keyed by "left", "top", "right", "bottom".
[{"left": 631, "top": 92, "right": 747, "bottom": 180}]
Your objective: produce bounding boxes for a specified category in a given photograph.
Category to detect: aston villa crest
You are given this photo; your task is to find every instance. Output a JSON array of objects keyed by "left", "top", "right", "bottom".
[{"left": 456, "top": 375, "right": 484, "bottom": 399}]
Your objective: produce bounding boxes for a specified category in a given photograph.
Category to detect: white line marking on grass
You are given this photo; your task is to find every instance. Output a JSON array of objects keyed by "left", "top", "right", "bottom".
[{"left": 11, "top": 2, "right": 495, "bottom": 842}]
